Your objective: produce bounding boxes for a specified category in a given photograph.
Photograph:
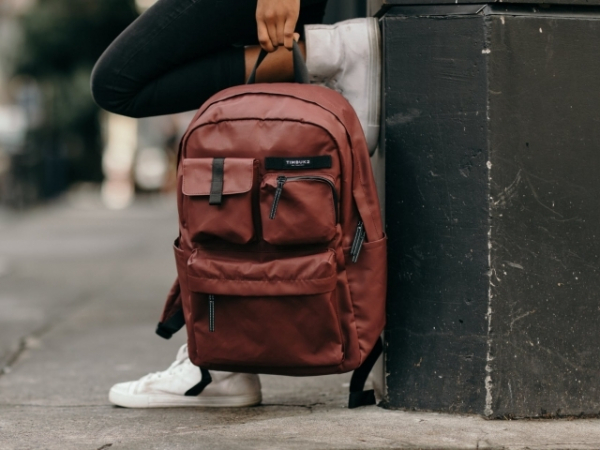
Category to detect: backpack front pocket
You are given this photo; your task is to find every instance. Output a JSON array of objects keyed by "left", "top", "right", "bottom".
[
  {"left": 182, "top": 158, "right": 257, "bottom": 244},
  {"left": 260, "top": 174, "right": 338, "bottom": 245},
  {"left": 186, "top": 248, "right": 344, "bottom": 369}
]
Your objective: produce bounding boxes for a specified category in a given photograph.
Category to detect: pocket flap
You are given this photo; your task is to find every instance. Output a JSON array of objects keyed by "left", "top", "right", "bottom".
[
  {"left": 187, "top": 249, "right": 338, "bottom": 296},
  {"left": 182, "top": 158, "right": 255, "bottom": 196}
]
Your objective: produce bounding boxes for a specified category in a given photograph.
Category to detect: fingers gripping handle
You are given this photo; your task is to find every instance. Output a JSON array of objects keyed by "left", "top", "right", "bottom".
[{"left": 246, "top": 41, "right": 309, "bottom": 85}]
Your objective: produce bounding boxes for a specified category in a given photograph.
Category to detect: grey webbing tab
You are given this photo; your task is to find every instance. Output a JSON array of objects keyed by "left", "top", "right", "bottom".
[{"left": 209, "top": 158, "right": 225, "bottom": 205}]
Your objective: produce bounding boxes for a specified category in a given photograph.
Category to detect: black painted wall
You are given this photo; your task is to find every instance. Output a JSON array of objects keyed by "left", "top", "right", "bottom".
[
  {"left": 384, "top": 4, "right": 600, "bottom": 417},
  {"left": 384, "top": 5, "right": 491, "bottom": 414},
  {"left": 487, "top": 6, "right": 600, "bottom": 417}
]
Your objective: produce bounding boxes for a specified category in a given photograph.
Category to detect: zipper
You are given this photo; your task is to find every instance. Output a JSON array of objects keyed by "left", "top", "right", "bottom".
[
  {"left": 208, "top": 295, "right": 215, "bottom": 332},
  {"left": 269, "top": 176, "right": 287, "bottom": 219},
  {"left": 350, "top": 220, "right": 366, "bottom": 263},
  {"left": 269, "top": 175, "right": 338, "bottom": 222}
]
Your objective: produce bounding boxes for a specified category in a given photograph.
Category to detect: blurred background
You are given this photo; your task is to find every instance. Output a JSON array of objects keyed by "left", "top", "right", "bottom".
[
  {"left": 0, "top": 0, "right": 368, "bottom": 210},
  {"left": 0, "top": 0, "right": 372, "bottom": 424},
  {"left": 0, "top": 1, "right": 379, "bottom": 434}
]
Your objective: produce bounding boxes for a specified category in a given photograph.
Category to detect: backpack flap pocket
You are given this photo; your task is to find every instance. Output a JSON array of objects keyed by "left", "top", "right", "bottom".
[
  {"left": 186, "top": 249, "right": 344, "bottom": 369},
  {"left": 182, "top": 158, "right": 257, "bottom": 244},
  {"left": 260, "top": 174, "right": 337, "bottom": 245}
]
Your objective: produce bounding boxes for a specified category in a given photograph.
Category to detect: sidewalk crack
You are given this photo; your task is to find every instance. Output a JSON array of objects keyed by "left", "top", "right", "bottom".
[
  {"left": 261, "top": 402, "right": 325, "bottom": 412},
  {"left": 0, "top": 288, "right": 99, "bottom": 378},
  {"left": 0, "top": 323, "right": 53, "bottom": 377}
]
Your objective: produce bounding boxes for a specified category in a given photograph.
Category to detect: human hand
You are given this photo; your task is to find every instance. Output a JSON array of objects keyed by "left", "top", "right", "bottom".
[{"left": 256, "top": 0, "right": 300, "bottom": 52}]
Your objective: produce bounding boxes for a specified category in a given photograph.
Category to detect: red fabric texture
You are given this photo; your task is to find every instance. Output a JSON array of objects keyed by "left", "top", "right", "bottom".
[{"left": 162, "top": 83, "right": 386, "bottom": 376}]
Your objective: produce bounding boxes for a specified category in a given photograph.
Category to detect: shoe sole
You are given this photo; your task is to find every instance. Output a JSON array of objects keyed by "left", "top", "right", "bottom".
[{"left": 109, "top": 388, "right": 262, "bottom": 408}]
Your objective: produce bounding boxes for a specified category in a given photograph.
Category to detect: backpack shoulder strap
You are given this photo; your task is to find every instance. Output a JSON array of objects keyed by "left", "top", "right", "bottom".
[
  {"left": 348, "top": 337, "right": 383, "bottom": 409},
  {"left": 156, "top": 307, "right": 185, "bottom": 339},
  {"left": 156, "top": 277, "right": 185, "bottom": 339}
]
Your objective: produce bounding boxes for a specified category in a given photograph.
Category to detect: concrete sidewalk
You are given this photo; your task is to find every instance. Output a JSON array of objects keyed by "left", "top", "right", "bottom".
[{"left": 1, "top": 192, "right": 599, "bottom": 450}]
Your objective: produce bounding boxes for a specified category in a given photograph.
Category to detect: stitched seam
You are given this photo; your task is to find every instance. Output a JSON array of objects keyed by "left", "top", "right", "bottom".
[
  {"left": 183, "top": 188, "right": 252, "bottom": 196},
  {"left": 183, "top": 119, "right": 342, "bottom": 170},
  {"left": 189, "top": 276, "right": 336, "bottom": 283},
  {"left": 195, "top": 249, "right": 337, "bottom": 256}
]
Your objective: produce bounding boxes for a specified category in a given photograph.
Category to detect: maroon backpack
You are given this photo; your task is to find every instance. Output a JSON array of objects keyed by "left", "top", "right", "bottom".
[{"left": 157, "top": 44, "right": 387, "bottom": 408}]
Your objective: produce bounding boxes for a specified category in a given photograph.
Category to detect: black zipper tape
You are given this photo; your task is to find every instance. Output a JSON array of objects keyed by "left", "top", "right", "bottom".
[{"left": 208, "top": 295, "right": 215, "bottom": 332}]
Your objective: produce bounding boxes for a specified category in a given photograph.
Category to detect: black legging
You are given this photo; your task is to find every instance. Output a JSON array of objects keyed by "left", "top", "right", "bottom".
[{"left": 91, "top": 0, "right": 328, "bottom": 118}]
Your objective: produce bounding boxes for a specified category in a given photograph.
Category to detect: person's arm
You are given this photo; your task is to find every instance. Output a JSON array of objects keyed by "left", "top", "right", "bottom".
[{"left": 256, "top": 0, "right": 300, "bottom": 52}]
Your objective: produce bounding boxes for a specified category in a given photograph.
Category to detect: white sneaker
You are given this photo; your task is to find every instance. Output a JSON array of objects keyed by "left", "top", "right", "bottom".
[
  {"left": 108, "top": 344, "right": 262, "bottom": 408},
  {"left": 305, "top": 17, "right": 382, "bottom": 155}
]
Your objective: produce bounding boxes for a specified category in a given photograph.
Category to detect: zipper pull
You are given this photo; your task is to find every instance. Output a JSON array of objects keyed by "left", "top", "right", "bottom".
[
  {"left": 269, "top": 176, "right": 287, "bottom": 219},
  {"left": 350, "top": 220, "right": 366, "bottom": 263},
  {"left": 209, "top": 295, "right": 215, "bottom": 332}
]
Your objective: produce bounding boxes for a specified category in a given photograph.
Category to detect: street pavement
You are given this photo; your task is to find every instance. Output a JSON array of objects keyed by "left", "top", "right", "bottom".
[{"left": 1, "top": 189, "right": 600, "bottom": 450}]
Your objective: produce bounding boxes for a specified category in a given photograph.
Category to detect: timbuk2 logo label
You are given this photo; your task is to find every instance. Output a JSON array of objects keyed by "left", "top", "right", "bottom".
[
  {"left": 265, "top": 155, "right": 332, "bottom": 171},
  {"left": 285, "top": 159, "right": 311, "bottom": 167}
]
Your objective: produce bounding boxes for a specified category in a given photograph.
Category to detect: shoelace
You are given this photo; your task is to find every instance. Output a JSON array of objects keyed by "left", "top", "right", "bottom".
[{"left": 139, "top": 355, "right": 189, "bottom": 382}]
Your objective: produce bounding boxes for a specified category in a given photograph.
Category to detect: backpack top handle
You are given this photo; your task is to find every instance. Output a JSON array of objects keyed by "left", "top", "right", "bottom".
[{"left": 246, "top": 40, "right": 310, "bottom": 85}]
